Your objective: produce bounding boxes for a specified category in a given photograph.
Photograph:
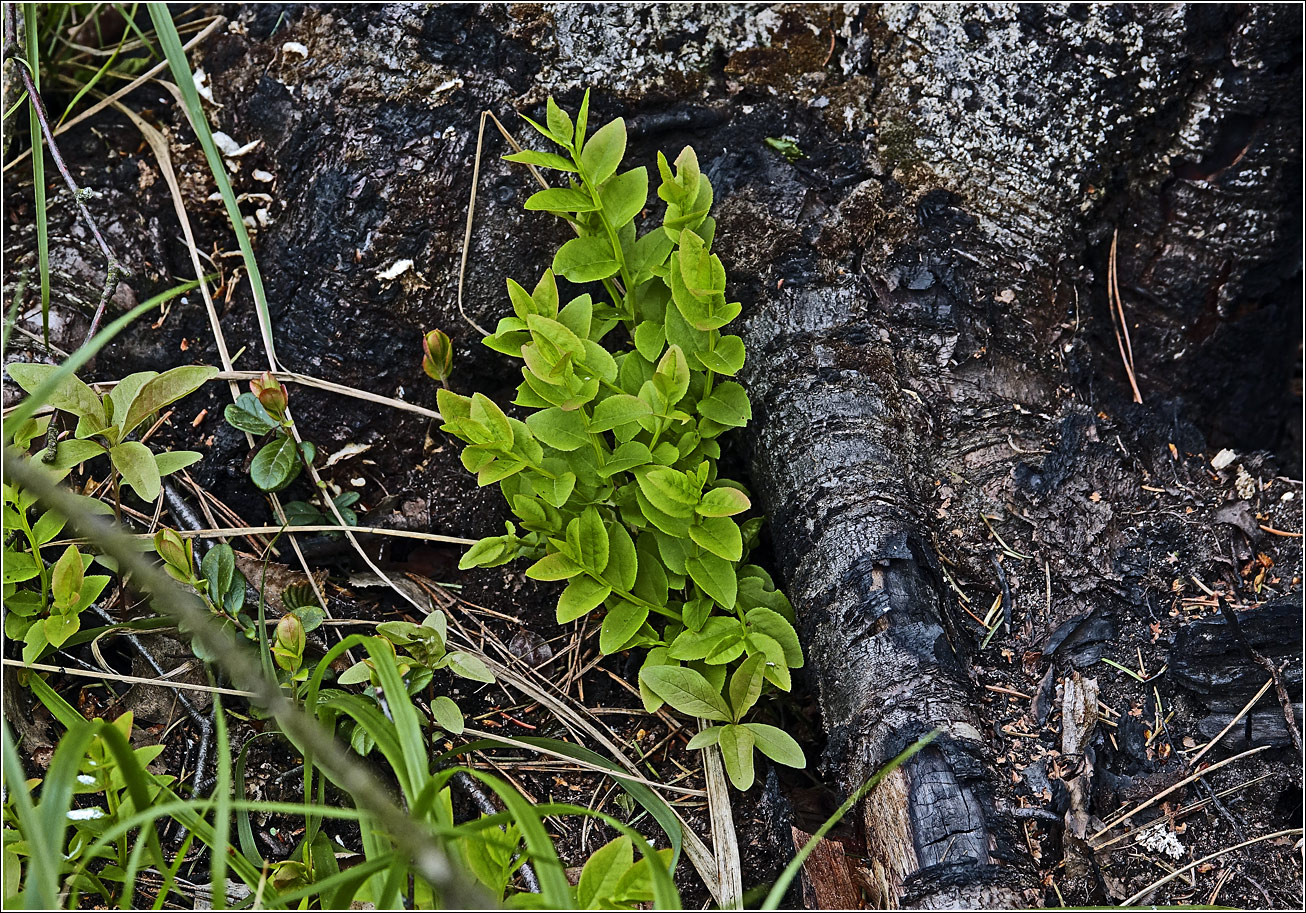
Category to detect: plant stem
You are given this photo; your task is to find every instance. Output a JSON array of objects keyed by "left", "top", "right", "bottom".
[{"left": 3, "top": 3, "right": 129, "bottom": 345}]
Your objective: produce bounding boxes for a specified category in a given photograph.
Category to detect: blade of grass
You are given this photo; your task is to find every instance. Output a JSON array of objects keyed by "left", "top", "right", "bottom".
[
  {"left": 147, "top": 3, "right": 276, "bottom": 370},
  {"left": 3, "top": 278, "right": 202, "bottom": 435},
  {"left": 22, "top": 3, "right": 50, "bottom": 345},
  {"left": 33, "top": 719, "right": 99, "bottom": 906},
  {"left": 2, "top": 723, "right": 61, "bottom": 908},
  {"left": 232, "top": 731, "right": 272, "bottom": 869},
  {"left": 761, "top": 729, "right": 940, "bottom": 910},
  {"left": 211, "top": 695, "right": 231, "bottom": 911}
]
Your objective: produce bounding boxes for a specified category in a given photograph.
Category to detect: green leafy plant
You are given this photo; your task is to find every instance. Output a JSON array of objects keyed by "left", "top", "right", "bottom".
[
  {"left": 283, "top": 490, "right": 361, "bottom": 531},
  {"left": 153, "top": 529, "right": 253, "bottom": 662},
  {"left": 430, "top": 95, "right": 804, "bottom": 789},
  {"left": 223, "top": 371, "right": 317, "bottom": 492},
  {"left": 336, "top": 609, "right": 492, "bottom": 746},
  {"left": 3, "top": 479, "right": 111, "bottom": 664},
  {"left": 5, "top": 362, "right": 215, "bottom": 504}
]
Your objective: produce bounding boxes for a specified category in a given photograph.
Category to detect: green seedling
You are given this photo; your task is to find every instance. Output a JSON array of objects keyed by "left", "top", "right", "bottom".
[
  {"left": 223, "top": 371, "right": 317, "bottom": 491},
  {"left": 764, "top": 136, "right": 805, "bottom": 162},
  {"left": 429, "top": 94, "right": 805, "bottom": 789},
  {"left": 6, "top": 362, "right": 215, "bottom": 504},
  {"left": 154, "top": 529, "right": 253, "bottom": 662}
]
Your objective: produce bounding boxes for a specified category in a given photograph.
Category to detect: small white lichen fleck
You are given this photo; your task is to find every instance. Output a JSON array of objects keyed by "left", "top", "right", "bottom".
[
  {"left": 212, "top": 132, "right": 261, "bottom": 158},
  {"left": 67, "top": 807, "right": 106, "bottom": 821},
  {"left": 1211, "top": 448, "right": 1238, "bottom": 470},
  {"left": 1235, "top": 465, "right": 1256, "bottom": 500},
  {"left": 192, "top": 67, "right": 217, "bottom": 105},
  {"left": 377, "top": 259, "right": 414, "bottom": 281},
  {"left": 325, "top": 443, "right": 373, "bottom": 468},
  {"left": 1137, "top": 822, "right": 1185, "bottom": 860}
]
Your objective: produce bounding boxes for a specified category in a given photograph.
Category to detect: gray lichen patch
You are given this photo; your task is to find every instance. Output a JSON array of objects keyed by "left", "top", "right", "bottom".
[{"left": 864, "top": 4, "right": 1191, "bottom": 260}]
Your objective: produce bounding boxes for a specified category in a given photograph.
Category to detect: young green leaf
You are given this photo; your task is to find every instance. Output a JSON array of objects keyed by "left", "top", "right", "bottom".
[
  {"left": 224, "top": 392, "right": 278, "bottom": 434},
  {"left": 728, "top": 654, "right": 766, "bottom": 721},
  {"left": 597, "top": 441, "right": 653, "bottom": 478},
  {"left": 580, "top": 117, "right": 626, "bottom": 185},
  {"left": 685, "top": 726, "right": 723, "bottom": 749},
  {"left": 469, "top": 393, "right": 513, "bottom": 448},
  {"left": 688, "top": 515, "right": 743, "bottom": 562},
  {"left": 697, "top": 381, "right": 752, "bottom": 427},
  {"left": 110, "top": 441, "right": 163, "bottom": 502},
  {"left": 718, "top": 724, "right": 757, "bottom": 790},
  {"left": 526, "top": 551, "right": 582, "bottom": 581},
  {"left": 634, "top": 467, "right": 699, "bottom": 518},
  {"left": 601, "top": 167, "right": 649, "bottom": 228},
  {"left": 502, "top": 148, "right": 578, "bottom": 172},
  {"left": 120, "top": 365, "right": 219, "bottom": 436},
  {"left": 686, "top": 552, "right": 738, "bottom": 609},
  {"left": 574, "top": 507, "right": 611, "bottom": 573},
  {"left": 50, "top": 545, "right": 84, "bottom": 611},
  {"left": 526, "top": 186, "right": 600, "bottom": 213},
  {"left": 458, "top": 536, "right": 515, "bottom": 570},
  {"left": 5, "top": 363, "right": 107, "bottom": 428},
  {"left": 249, "top": 435, "right": 302, "bottom": 492},
  {"left": 524, "top": 407, "right": 589, "bottom": 452},
  {"left": 154, "top": 450, "right": 203, "bottom": 477},
  {"left": 443, "top": 651, "right": 495, "bottom": 683},
  {"left": 633, "top": 321, "right": 666, "bottom": 362},
  {"left": 577, "top": 835, "right": 632, "bottom": 909},
  {"left": 694, "top": 335, "right": 747, "bottom": 375},
  {"left": 553, "top": 235, "right": 620, "bottom": 283},
  {"left": 742, "top": 723, "right": 806, "bottom": 768},
  {"left": 430, "top": 695, "right": 465, "bottom": 734},
  {"left": 697, "top": 486, "right": 751, "bottom": 517},
  {"left": 640, "top": 665, "right": 731, "bottom": 721},
  {"left": 591, "top": 394, "right": 652, "bottom": 432},
  {"left": 746, "top": 607, "right": 804, "bottom": 668},
  {"left": 556, "top": 576, "right": 612, "bottom": 623},
  {"left": 599, "top": 600, "right": 648, "bottom": 654},
  {"left": 604, "top": 523, "right": 638, "bottom": 591},
  {"left": 545, "top": 96, "right": 574, "bottom": 146}
]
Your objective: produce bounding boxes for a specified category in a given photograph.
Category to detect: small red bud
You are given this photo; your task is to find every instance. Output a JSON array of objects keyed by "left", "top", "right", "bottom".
[{"left": 251, "top": 371, "right": 288, "bottom": 416}]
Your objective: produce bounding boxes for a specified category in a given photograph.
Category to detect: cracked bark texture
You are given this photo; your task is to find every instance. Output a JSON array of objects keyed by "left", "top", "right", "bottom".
[{"left": 7, "top": 2, "right": 1300, "bottom": 908}]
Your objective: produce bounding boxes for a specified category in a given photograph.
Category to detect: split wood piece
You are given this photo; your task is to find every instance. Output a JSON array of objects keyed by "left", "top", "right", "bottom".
[{"left": 790, "top": 826, "right": 863, "bottom": 910}]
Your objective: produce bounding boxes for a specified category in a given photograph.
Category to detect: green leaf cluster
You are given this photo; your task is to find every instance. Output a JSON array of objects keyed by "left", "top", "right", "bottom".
[
  {"left": 434, "top": 95, "right": 804, "bottom": 790},
  {"left": 153, "top": 529, "right": 253, "bottom": 662},
  {"left": 2, "top": 429, "right": 115, "bottom": 665},
  {"left": 336, "top": 609, "right": 492, "bottom": 748},
  {"left": 223, "top": 382, "right": 316, "bottom": 493},
  {"left": 3, "top": 483, "right": 110, "bottom": 664},
  {"left": 6, "top": 363, "right": 214, "bottom": 502}
]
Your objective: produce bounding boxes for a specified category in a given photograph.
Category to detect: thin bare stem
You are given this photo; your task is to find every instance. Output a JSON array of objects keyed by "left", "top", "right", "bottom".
[
  {"left": 3, "top": 2, "right": 129, "bottom": 343},
  {"left": 1108, "top": 229, "right": 1143, "bottom": 403}
]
